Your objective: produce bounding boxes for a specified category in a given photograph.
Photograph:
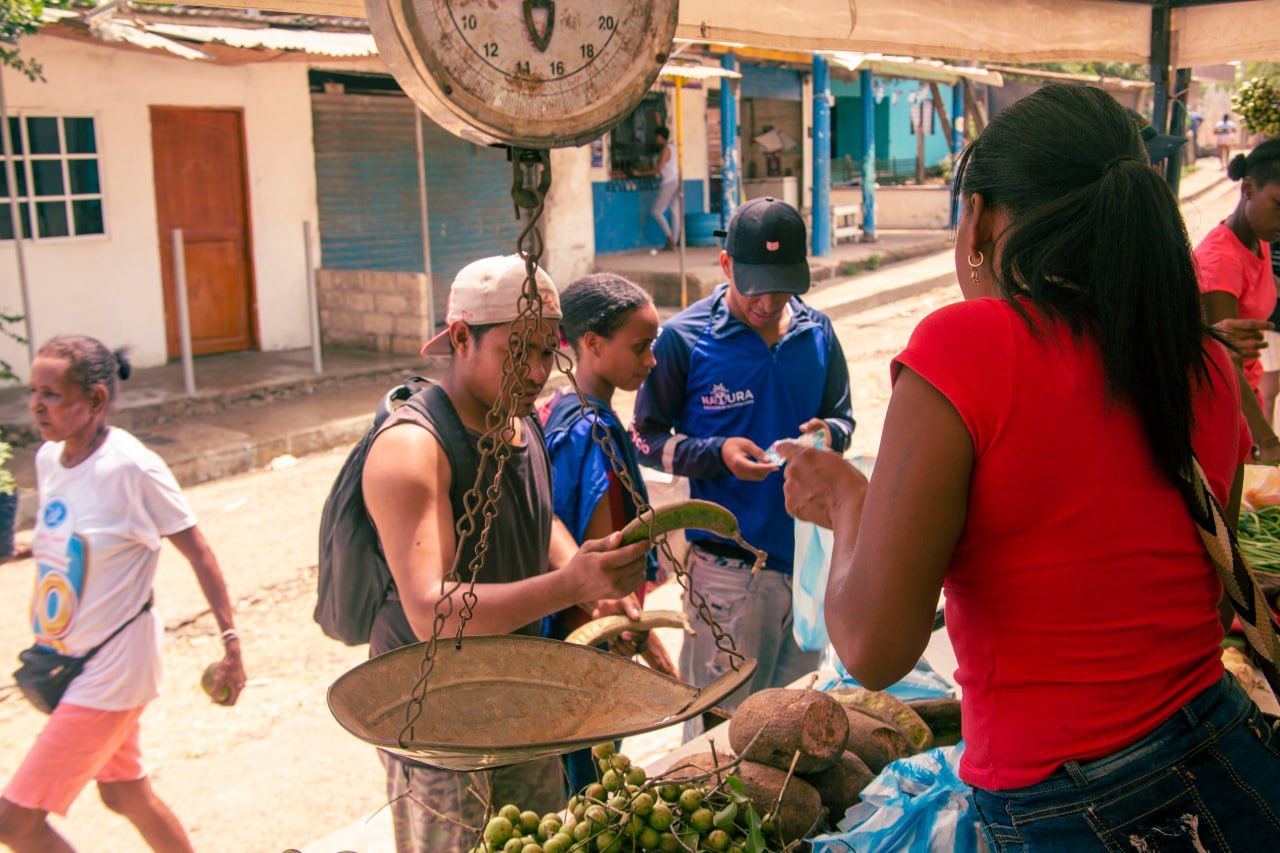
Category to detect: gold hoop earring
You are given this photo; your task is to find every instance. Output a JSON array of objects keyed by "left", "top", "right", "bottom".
[{"left": 968, "top": 251, "right": 984, "bottom": 285}]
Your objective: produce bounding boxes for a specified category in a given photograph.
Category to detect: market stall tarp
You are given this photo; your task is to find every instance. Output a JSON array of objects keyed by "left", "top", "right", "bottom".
[{"left": 158, "top": 0, "right": 1280, "bottom": 67}]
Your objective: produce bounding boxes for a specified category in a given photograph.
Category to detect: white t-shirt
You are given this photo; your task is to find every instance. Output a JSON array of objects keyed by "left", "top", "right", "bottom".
[
  {"left": 31, "top": 428, "right": 196, "bottom": 711},
  {"left": 1215, "top": 119, "right": 1237, "bottom": 140},
  {"left": 659, "top": 142, "right": 679, "bottom": 184}
]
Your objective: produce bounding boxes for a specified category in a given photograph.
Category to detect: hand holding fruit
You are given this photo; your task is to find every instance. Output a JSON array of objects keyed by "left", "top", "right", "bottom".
[
  {"left": 567, "top": 532, "right": 649, "bottom": 605},
  {"left": 201, "top": 648, "right": 246, "bottom": 706}
]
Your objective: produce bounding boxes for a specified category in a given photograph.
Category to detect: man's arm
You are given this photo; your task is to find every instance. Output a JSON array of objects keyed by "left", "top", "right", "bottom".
[
  {"left": 632, "top": 326, "right": 731, "bottom": 478},
  {"left": 817, "top": 322, "right": 856, "bottom": 454},
  {"left": 363, "top": 425, "right": 648, "bottom": 642}
]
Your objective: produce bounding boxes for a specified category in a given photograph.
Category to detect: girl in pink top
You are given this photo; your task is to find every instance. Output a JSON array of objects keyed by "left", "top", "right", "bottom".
[
  {"left": 1197, "top": 140, "right": 1280, "bottom": 464},
  {"left": 784, "top": 85, "right": 1280, "bottom": 850}
]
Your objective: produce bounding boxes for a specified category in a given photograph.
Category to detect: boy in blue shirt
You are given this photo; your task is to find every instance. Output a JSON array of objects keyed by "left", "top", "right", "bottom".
[{"left": 632, "top": 197, "right": 854, "bottom": 738}]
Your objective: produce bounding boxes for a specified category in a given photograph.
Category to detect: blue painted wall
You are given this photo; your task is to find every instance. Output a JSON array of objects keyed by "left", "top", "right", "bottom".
[
  {"left": 593, "top": 179, "right": 707, "bottom": 255},
  {"left": 740, "top": 63, "right": 803, "bottom": 101},
  {"left": 830, "top": 78, "right": 955, "bottom": 177}
]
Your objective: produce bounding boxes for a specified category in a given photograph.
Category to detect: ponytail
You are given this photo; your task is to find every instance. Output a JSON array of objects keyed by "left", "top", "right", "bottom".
[
  {"left": 1229, "top": 139, "right": 1280, "bottom": 186},
  {"left": 955, "top": 85, "right": 1210, "bottom": 485}
]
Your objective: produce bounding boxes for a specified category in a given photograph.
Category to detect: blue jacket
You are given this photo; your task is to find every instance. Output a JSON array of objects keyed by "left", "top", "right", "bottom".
[{"left": 631, "top": 284, "right": 854, "bottom": 572}]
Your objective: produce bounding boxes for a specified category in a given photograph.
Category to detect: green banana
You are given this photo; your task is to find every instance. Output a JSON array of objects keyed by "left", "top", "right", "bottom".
[
  {"left": 565, "top": 610, "right": 691, "bottom": 647},
  {"left": 620, "top": 500, "right": 767, "bottom": 571},
  {"left": 620, "top": 499, "right": 738, "bottom": 544}
]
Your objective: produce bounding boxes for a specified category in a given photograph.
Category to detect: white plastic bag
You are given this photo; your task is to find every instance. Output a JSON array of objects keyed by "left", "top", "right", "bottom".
[{"left": 792, "top": 519, "right": 834, "bottom": 651}]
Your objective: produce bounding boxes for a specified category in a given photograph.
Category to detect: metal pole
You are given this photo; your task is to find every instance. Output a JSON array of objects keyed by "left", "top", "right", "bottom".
[
  {"left": 859, "top": 69, "right": 878, "bottom": 243},
  {"left": 719, "top": 52, "right": 740, "bottom": 233},
  {"left": 951, "top": 81, "right": 965, "bottom": 228},
  {"left": 675, "top": 78, "right": 687, "bottom": 308},
  {"left": 171, "top": 229, "right": 196, "bottom": 396},
  {"left": 414, "top": 110, "right": 436, "bottom": 335},
  {"left": 1150, "top": 0, "right": 1173, "bottom": 183},
  {"left": 303, "top": 221, "right": 323, "bottom": 375},
  {"left": 1168, "top": 68, "right": 1192, "bottom": 199},
  {"left": 811, "top": 54, "right": 832, "bottom": 257},
  {"left": 0, "top": 69, "right": 35, "bottom": 363}
]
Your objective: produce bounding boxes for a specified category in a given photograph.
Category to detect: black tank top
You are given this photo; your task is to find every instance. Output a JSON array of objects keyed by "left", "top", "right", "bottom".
[{"left": 368, "top": 384, "right": 553, "bottom": 657}]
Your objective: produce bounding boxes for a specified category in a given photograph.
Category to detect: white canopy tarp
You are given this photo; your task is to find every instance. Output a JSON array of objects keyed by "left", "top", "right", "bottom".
[{"left": 171, "top": 0, "right": 1280, "bottom": 67}]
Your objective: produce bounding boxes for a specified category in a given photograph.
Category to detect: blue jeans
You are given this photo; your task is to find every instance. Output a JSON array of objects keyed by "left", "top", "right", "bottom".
[{"left": 972, "top": 675, "right": 1280, "bottom": 851}]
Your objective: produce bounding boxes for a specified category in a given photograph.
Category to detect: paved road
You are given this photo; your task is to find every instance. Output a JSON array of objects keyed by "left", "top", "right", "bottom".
[{"left": 0, "top": 181, "right": 1239, "bottom": 852}]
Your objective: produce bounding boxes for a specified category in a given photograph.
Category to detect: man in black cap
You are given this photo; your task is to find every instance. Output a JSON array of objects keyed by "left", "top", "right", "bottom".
[{"left": 631, "top": 197, "right": 855, "bottom": 739}]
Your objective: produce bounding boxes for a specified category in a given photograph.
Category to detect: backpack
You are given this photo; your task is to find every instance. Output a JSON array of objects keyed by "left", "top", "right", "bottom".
[{"left": 314, "top": 377, "right": 476, "bottom": 645}]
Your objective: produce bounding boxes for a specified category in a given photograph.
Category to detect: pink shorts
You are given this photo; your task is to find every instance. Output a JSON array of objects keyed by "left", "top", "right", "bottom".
[{"left": 4, "top": 703, "right": 146, "bottom": 816}]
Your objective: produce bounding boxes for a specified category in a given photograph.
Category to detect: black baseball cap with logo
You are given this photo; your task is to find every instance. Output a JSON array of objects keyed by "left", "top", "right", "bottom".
[{"left": 714, "top": 197, "right": 810, "bottom": 296}]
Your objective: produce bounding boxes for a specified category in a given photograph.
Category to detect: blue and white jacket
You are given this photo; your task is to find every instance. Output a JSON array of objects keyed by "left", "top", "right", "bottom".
[{"left": 631, "top": 284, "right": 854, "bottom": 572}]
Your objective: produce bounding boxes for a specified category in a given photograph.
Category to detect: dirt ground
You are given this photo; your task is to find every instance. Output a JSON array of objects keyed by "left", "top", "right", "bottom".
[{"left": 0, "top": 180, "right": 1235, "bottom": 853}]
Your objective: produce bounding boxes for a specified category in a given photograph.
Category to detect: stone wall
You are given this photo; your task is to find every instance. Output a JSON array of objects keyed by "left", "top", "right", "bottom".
[{"left": 316, "top": 269, "right": 431, "bottom": 356}]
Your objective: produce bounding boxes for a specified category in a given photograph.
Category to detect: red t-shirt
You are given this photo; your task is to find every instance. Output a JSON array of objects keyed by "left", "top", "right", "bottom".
[
  {"left": 892, "top": 298, "right": 1251, "bottom": 791},
  {"left": 1195, "top": 222, "right": 1276, "bottom": 392}
]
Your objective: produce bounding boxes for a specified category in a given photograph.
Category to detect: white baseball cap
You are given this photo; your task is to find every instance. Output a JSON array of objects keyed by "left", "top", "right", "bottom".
[{"left": 420, "top": 255, "right": 561, "bottom": 356}]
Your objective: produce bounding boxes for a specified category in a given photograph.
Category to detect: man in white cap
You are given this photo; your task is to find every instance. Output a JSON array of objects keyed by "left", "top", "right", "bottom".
[{"left": 362, "top": 256, "right": 649, "bottom": 851}]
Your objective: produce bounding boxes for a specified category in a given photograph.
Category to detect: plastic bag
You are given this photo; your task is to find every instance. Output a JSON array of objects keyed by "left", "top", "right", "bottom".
[
  {"left": 1244, "top": 464, "right": 1280, "bottom": 510},
  {"left": 792, "top": 455, "right": 876, "bottom": 652},
  {"left": 792, "top": 519, "right": 834, "bottom": 651},
  {"left": 810, "top": 745, "right": 987, "bottom": 853},
  {"left": 819, "top": 648, "right": 956, "bottom": 701}
]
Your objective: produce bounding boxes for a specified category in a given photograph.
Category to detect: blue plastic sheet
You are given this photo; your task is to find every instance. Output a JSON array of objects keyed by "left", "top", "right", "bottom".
[
  {"left": 819, "top": 650, "right": 956, "bottom": 702},
  {"left": 810, "top": 745, "right": 986, "bottom": 853}
]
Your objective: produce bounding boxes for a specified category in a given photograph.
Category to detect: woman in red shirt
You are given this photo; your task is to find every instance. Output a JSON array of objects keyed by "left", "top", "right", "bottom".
[
  {"left": 783, "top": 85, "right": 1280, "bottom": 850},
  {"left": 1197, "top": 140, "right": 1280, "bottom": 463}
]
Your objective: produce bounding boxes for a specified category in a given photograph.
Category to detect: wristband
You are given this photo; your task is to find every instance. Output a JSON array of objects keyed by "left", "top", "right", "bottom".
[{"left": 221, "top": 629, "right": 239, "bottom": 644}]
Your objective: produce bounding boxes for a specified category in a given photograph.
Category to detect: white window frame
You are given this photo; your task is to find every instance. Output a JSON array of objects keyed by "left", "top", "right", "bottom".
[{"left": 1, "top": 112, "right": 108, "bottom": 244}]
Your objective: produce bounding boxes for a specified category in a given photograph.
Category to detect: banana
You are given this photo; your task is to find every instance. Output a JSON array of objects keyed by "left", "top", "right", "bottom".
[
  {"left": 565, "top": 610, "right": 691, "bottom": 647},
  {"left": 620, "top": 500, "right": 767, "bottom": 571}
]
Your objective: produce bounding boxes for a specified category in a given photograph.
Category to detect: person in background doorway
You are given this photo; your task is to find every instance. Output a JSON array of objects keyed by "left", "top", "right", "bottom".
[
  {"left": 1215, "top": 113, "right": 1239, "bottom": 170},
  {"left": 1197, "top": 140, "right": 1280, "bottom": 462},
  {"left": 635, "top": 126, "right": 682, "bottom": 251},
  {"left": 0, "top": 336, "right": 245, "bottom": 853},
  {"left": 784, "top": 84, "right": 1279, "bottom": 851},
  {"left": 632, "top": 197, "right": 854, "bottom": 740},
  {"left": 539, "top": 272, "right": 677, "bottom": 791},
  {"left": 1188, "top": 110, "right": 1205, "bottom": 161}
]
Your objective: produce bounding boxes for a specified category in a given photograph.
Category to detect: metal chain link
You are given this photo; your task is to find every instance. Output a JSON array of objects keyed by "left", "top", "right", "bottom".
[{"left": 398, "top": 147, "right": 742, "bottom": 748}]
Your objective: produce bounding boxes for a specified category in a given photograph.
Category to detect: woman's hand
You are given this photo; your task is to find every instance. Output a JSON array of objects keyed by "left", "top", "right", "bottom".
[
  {"left": 779, "top": 446, "right": 868, "bottom": 529},
  {"left": 1214, "top": 317, "right": 1273, "bottom": 362}
]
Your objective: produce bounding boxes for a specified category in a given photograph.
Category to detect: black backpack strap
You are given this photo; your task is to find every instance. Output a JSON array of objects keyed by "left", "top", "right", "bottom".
[{"left": 402, "top": 383, "right": 479, "bottom": 517}]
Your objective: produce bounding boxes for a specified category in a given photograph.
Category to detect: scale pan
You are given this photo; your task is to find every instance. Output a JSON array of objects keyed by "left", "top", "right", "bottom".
[{"left": 328, "top": 635, "right": 756, "bottom": 771}]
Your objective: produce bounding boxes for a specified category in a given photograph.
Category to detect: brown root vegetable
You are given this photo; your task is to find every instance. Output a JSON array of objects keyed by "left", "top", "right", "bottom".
[
  {"left": 828, "top": 688, "right": 933, "bottom": 752},
  {"left": 907, "top": 698, "right": 962, "bottom": 747},
  {"left": 802, "top": 751, "right": 874, "bottom": 817},
  {"left": 735, "top": 760, "right": 825, "bottom": 843},
  {"left": 842, "top": 708, "right": 913, "bottom": 774},
  {"left": 664, "top": 751, "right": 720, "bottom": 783},
  {"left": 728, "top": 689, "right": 849, "bottom": 774}
]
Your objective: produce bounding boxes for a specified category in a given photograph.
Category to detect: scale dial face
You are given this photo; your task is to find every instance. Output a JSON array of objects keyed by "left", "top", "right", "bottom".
[{"left": 367, "top": 0, "right": 679, "bottom": 148}]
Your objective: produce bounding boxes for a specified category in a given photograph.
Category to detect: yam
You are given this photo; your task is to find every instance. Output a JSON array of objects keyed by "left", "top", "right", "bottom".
[
  {"left": 841, "top": 708, "right": 912, "bottom": 774},
  {"left": 734, "top": 760, "right": 825, "bottom": 843},
  {"left": 828, "top": 688, "right": 933, "bottom": 752},
  {"left": 664, "top": 751, "right": 720, "bottom": 783},
  {"left": 908, "top": 697, "right": 962, "bottom": 747},
  {"left": 728, "top": 689, "right": 849, "bottom": 774},
  {"left": 801, "top": 751, "right": 874, "bottom": 818}
]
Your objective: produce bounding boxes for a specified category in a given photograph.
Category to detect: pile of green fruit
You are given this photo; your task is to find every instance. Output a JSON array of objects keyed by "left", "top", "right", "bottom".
[{"left": 470, "top": 743, "right": 787, "bottom": 853}]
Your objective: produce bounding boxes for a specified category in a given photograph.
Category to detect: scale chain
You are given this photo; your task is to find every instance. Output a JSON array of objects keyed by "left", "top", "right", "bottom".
[{"left": 398, "top": 149, "right": 742, "bottom": 749}]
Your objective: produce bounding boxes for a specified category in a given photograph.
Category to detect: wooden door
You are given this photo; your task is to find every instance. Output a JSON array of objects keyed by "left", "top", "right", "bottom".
[{"left": 151, "top": 107, "right": 257, "bottom": 358}]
